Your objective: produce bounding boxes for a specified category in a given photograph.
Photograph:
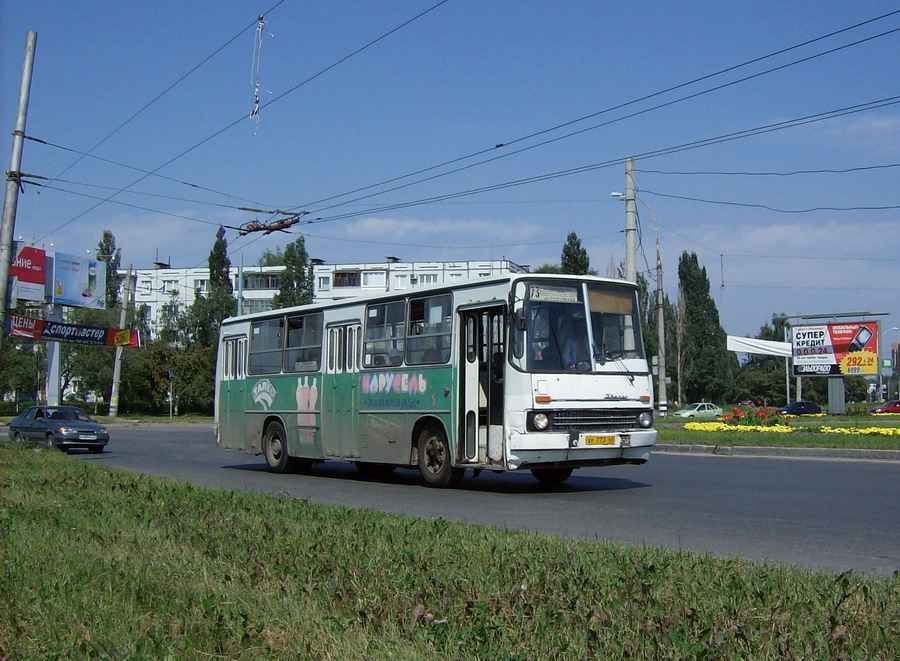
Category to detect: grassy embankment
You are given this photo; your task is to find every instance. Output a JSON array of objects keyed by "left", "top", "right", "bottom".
[{"left": 1, "top": 443, "right": 897, "bottom": 659}]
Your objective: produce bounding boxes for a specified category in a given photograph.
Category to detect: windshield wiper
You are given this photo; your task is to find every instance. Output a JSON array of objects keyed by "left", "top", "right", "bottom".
[{"left": 594, "top": 343, "right": 635, "bottom": 383}]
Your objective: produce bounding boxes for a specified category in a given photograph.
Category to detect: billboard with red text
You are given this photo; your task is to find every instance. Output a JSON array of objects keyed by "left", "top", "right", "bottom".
[
  {"left": 8, "top": 242, "right": 46, "bottom": 303},
  {"left": 792, "top": 322, "right": 878, "bottom": 376},
  {"left": 7, "top": 314, "right": 140, "bottom": 348}
]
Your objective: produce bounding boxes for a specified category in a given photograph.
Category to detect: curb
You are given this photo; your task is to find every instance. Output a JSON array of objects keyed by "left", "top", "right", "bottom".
[{"left": 654, "top": 444, "right": 900, "bottom": 461}]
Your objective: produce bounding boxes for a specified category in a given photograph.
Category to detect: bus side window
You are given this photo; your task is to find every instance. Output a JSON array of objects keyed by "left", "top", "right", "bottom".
[
  {"left": 407, "top": 294, "right": 451, "bottom": 365},
  {"left": 363, "top": 301, "right": 405, "bottom": 368},
  {"left": 284, "top": 313, "right": 323, "bottom": 372},
  {"left": 248, "top": 318, "right": 284, "bottom": 375}
]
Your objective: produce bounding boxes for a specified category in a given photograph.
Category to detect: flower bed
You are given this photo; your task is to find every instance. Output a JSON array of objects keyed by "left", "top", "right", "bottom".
[
  {"left": 719, "top": 406, "right": 790, "bottom": 428},
  {"left": 684, "top": 421, "right": 900, "bottom": 436},
  {"left": 819, "top": 426, "right": 900, "bottom": 436},
  {"left": 685, "top": 421, "right": 793, "bottom": 434}
]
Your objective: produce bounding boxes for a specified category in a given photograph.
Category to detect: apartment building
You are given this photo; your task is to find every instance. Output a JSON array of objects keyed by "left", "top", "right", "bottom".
[{"left": 131, "top": 259, "right": 527, "bottom": 337}]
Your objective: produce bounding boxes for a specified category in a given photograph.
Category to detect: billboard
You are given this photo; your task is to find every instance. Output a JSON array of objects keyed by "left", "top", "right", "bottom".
[
  {"left": 52, "top": 252, "right": 106, "bottom": 309},
  {"left": 7, "top": 314, "right": 140, "bottom": 347},
  {"left": 792, "top": 322, "right": 878, "bottom": 376},
  {"left": 9, "top": 242, "right": 46, "bottom": 303}
]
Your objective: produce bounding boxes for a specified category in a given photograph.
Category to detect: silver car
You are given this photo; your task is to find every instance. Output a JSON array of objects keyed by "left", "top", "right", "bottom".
[
  {"left": 672, "top": 402, "right": 724, "bottom": 419},
  {"left": 8, "top": 405, "right": 109, "bottom": 453}
]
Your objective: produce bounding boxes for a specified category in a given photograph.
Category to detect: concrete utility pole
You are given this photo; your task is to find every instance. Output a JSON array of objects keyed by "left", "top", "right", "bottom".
[
  {"left": 623, "top": 157, "right": 637, "bottom": 284},
  {"left": 0, "top": 30, "right": 37, "bottom": 357},
  {"left": 108, "top": 265, "right": 134, "bottom": 416}
]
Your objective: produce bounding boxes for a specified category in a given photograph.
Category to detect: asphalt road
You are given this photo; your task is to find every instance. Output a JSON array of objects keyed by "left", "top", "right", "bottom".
[{"left": 73, "top": 425, "right": 900, "bottom": 577}]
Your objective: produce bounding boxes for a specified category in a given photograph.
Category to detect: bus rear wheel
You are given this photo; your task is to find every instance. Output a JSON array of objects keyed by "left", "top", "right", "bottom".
[
  {"left": 263, "top": 421, "right": 294, "bottom": 473},
  {"left": 417, "top": 427, "right": 463, "bottom": 488},
  {"left": 531, "top": 467, "right": 573, "bottom": 486}
]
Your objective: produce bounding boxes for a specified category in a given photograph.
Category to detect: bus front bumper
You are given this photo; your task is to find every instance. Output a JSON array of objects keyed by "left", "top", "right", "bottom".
[{"left": 506, "top": 429, "right": 656, "bottom": 469}]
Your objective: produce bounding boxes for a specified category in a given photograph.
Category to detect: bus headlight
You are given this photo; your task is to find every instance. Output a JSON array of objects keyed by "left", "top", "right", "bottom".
[
  {"left": 532, "top": 412, "right": 550, "bottom": 430},
  {"left": 637, "top": 411, "right": 653, "bottom": 429}
]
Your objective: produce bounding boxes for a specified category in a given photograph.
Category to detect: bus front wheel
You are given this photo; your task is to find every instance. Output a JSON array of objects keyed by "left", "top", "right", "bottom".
[
  {"left": 531, "top": 467, "right": 573, "bottom": 486},
  {"left": 417, "top": 427, "right": 463, "bottom": 488}
]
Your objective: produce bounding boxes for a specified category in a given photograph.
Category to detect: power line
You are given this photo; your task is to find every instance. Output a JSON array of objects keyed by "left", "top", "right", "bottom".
[
  {"left": 638, "top": 163, "right": 900, "bottom": 177},
  {"left": 723, "top": 253, "right": 900, "bottom": 263},
  {"left": 22, "top": 175, "right": 265, "bottom": 212},
  {"left": 48, "top": 0, "right": 289, "bottom": 184},
  {"left": 30, "top": 8, "right": 899, "bottom": 234},
  {"left": 31, "top": 183, "right": 239, "bottom": 230},
  {"left": 726, "top": 284, "right": 900, "bottom": 292},
  {"left": 287, "top": 10, "right": 900, "bottom": 212},
  {"left": 35, "top": 0, "right": 453, "bottom": 243},
  {"left": 24, "top": 135, "right": 269, "bottom": 207},
  {"left": 304, "top": 95, "right": 900, "bottom": 224},
  {"left": 640, "top": 189, "right": 900, "bottom": 213},
  {"left": 30, "top": 95, "right": 900, "bottom": 256}
]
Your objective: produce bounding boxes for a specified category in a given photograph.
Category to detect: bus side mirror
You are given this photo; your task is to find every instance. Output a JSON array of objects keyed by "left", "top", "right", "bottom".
[{"left": 514, "top": 308, "right": 527, "bottom": 331}]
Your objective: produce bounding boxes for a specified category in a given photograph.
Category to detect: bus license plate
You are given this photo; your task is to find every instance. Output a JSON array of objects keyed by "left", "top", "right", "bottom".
[{"left": 585, "top": 435, "right": 615, "bottom": 446}]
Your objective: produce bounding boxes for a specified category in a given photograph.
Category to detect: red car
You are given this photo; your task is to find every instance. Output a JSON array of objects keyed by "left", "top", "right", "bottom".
[{"left": 871, "top": 400, "right": 900, "bottom": 414}]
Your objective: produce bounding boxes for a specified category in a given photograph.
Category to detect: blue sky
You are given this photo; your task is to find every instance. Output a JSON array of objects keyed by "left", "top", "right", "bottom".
[{"left": 2, "top": 1, "right": 899, "bottom": 345}]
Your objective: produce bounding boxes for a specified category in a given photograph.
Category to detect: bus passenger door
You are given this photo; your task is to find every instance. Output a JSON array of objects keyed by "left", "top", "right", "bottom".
[
  {"left": 459, "top": 306, "right": 506, "bottom": 465},
  {"left": 322, "top": 323, "right": 361, "bottom": 459},
  {"left": 218, "top": 335, "right": 248, "bottom": 450}
]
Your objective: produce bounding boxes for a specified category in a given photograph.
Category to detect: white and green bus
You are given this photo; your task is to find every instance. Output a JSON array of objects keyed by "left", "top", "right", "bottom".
[{"left": 215, "top": 273, "right": 656, "bottom": 487}]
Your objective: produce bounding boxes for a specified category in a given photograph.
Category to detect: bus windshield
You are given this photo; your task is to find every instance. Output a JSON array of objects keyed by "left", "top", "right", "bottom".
[{"left": 515, "top": 280, "right": 644, "bottom": 373}]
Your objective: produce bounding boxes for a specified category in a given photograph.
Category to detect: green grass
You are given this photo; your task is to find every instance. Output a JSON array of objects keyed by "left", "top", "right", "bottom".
[
  {"left": 0, "top": 414, "right": 213, "bottom": 426},
  {"left": 658, "top": 427, "right": 900, "bottom": 450},
  {"left": 1, "top": 444, "right": 898, "bottom": 659}
]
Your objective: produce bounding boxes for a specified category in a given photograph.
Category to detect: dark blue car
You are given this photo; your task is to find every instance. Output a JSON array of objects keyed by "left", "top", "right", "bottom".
[
  {"left": 775, "top": 401, "right": 822, "bottom": 415},
  {"left": 8, "top": 405, "right": 109, "bottom": 453}
]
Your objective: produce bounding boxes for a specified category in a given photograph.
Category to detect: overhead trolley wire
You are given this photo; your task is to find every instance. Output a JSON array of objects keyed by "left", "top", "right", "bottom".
[
  {"left": 638, "top": 190, "right": 900, "bottom": 214},
  {"left": 35, "top": 6, "right": 897, "bottom": 229},
  {"left": 27, "top": 94, "right": 899, "bottom": 250},
  {"left": 290, "top": 9, "right": 900, "bottom": 212},
  {"left": 34, "top": 0, "right": 453, "bottom": 243},
  {"left": 29, "top": 6, "right": 898, "bottom": 235},
  {"left": 23, "top": 135, "right": 268, "bottom": 208},
  {"left": 304, "top": 95, "right": 900, "bottom": 225},
  {"left": 48, "top": 0, "right": 290, "bottom": 185},
  {"left": 637, "top": 163, "right": 900, "bottom": 177}
]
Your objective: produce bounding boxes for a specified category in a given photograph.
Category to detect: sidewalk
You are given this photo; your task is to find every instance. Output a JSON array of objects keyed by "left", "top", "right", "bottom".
[{"left": 655, "top": 444, "right": 900, "bottom": 461}]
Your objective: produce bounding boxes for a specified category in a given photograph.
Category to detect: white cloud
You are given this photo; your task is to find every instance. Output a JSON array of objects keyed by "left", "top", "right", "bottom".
[{"left": 794, "top": 112, "right": 900, "bottom": 153}]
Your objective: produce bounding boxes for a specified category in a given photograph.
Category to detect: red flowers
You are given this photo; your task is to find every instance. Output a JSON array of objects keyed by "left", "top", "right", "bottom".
[{"left": 721, "top": 405, "right": 789, "bottom": 428}]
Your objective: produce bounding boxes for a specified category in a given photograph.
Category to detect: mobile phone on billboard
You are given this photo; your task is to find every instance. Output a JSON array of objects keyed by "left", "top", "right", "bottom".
[{"left": 847, "top": 326, "right": 873, "bottom": 353}]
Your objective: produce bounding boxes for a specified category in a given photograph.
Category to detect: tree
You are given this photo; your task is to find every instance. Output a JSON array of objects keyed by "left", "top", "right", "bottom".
[
  {"left": 183, "top": 236, "right": 236, "bottom": 351},
  {"left": 96, "top": 230, "right": 123, "bottom": 309},
  {"left": 734, "top": 315, "right": 791, "bottom": 406},
  {"left": 560, "top": 232, "right": 592, "bottom": 275},
  {"left": 272, "top": 236, "right": 312, "bottom": 309},
  {"left": 154, "top": 235, "right": 236, "bottom": 414},
  {"left": 676, "top": 252, "right": 736, "bottom": 403},
  {"left": 157, "top": 296, "right": 184, "bottom": 346},
  {"left": 0, "top": 338, "right": 41, "bottom": 401},
  {"left": 59, "top": 231, "right": 128, "bottom": 403},
  {"left": 257, "top": 247, "right": 285, "bottom": 266}
]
